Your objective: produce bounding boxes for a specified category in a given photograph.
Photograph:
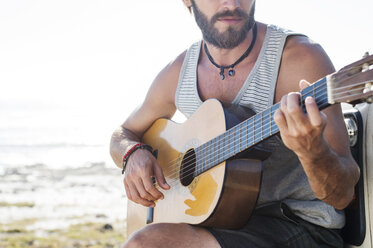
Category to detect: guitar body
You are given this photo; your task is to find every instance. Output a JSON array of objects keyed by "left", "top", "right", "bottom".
[{"left": 127, "top": 99, "right": 262, "bottom": 236}]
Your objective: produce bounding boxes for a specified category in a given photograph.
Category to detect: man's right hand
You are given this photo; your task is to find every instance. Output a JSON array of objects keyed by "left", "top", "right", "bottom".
[{"left": 123, "top": 149, "right": 170, "bottom": 207}]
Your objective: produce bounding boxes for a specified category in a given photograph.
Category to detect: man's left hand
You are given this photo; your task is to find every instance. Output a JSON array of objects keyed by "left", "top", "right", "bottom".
[{"left": 274, "top": 80, "right": 330, "bottom": 162}]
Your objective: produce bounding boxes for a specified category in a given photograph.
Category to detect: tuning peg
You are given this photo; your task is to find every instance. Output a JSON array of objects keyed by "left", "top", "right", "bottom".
[
  {"left": 363, "top": 51, "right": 372, "bottom": 103},
  {"left": 362, "top": 52, "right": 371, "bottom": 71}
]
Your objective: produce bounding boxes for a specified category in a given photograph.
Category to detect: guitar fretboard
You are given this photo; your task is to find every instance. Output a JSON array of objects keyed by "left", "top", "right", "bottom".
[{"left": 194, "top": 77, "right": 330, "bottom": 176}]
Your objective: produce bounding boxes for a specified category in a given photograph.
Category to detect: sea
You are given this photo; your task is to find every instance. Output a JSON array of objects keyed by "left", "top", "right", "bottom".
[{"left": 0, "top": 100, "right": 127, "bottom": 231}]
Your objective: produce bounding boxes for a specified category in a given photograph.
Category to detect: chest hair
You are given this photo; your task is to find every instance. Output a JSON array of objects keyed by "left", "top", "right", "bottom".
[{"left": 196, "top": 64, "right": 253, "bottom": 106}]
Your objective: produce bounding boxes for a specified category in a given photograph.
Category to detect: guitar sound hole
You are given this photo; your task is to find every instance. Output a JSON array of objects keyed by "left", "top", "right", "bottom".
[{"left": 180, "top": 149, "right": 196, "bottom": 186}]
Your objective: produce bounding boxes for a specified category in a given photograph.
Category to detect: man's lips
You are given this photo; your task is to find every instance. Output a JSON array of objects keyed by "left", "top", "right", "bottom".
[{"left": 217, "top": 16, "right": 242, "bottom": 24}]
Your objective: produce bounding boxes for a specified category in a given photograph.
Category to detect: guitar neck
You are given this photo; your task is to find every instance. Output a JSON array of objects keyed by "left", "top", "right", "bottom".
[{"left": 194, "top": 77, "right": 330, "bottom": 176}]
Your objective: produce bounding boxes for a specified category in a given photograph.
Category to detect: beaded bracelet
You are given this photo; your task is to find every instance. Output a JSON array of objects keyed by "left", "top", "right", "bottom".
[{"left": 122, "top": 143, "right": 153, "bottom": 174}]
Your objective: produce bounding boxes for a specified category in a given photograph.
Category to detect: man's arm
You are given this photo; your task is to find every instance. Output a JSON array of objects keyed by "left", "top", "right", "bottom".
[
  {"left": 110, "top": 51, "right": 186, "bottom": 207},
  {"left": 274, "top": 36, "right": 360, "bottom": 210}
]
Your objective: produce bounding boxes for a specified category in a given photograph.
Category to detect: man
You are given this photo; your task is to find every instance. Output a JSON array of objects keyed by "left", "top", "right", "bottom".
[{"left": 110, "top": 0, "right": 360, "bottom": 247}]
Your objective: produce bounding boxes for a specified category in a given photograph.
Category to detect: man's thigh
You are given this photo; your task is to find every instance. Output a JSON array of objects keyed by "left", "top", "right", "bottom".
[
  {"left": 206, "top": 203, "right": 343, "bottom": 248},
  {"left": 124, "top": 223, "right": 220, "bottom": 248},
  {"left": 125, "top": 203, "right": 343, "bottom": 248}
]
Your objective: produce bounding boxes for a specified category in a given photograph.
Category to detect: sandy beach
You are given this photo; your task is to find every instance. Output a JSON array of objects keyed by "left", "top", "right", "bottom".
[{"left": 0, "top": 162, "right": 127, "bottom": 247}]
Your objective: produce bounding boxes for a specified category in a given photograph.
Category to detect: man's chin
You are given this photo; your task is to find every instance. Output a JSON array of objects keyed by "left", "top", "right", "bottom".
[{"left": 215, "top": 22, "right": 244, "bottom": 32}]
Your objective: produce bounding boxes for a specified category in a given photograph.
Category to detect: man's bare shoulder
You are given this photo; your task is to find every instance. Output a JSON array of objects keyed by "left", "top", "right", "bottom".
[
  {"left": 154, "top": 50, "right": 187, "bottom": 88},
  {"left": 121, "top": 50, "right": 188, "bottom": 136},
  {"left": 282, "top": 35, "right": 335, "bottom": 79},
  {"left": 276, "top": 35, "right": 335, "bottom": 100},
  {"left": 146, "top": 50, "right": 187, "bottom": 105}
]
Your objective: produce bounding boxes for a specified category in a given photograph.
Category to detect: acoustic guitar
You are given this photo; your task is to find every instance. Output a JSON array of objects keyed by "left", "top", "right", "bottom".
[{"left": 127, "top": 54, "right": 373, "bottom": 236}]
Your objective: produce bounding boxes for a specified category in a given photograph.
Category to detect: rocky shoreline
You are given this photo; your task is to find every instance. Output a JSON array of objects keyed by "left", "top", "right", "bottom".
[
  {"left": 1, "top": 163, "right": 127, "bottom": 247},
  {"left": 1, "top": 220, "right": 126, "bottom": 248}
]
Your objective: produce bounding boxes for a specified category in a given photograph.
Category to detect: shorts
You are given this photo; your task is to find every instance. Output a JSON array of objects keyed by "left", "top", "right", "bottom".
[{"left": 206, "top": 202, "right": 343, "bottom": 248}]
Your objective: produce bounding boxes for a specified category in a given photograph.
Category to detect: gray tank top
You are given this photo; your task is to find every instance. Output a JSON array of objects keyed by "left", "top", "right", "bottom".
[{"left": 175, "top": 25, "right": 344, "bottom": 229}]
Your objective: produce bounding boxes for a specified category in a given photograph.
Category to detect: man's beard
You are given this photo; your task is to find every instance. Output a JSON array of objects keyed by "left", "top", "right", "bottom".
[{"left": 191, "top": 0, "right": 256, "bottom": 49}]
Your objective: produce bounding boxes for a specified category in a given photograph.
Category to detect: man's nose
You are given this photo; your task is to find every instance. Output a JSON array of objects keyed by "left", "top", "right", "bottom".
[{"left": 221, "top": 0, "right": 240, "bottom": 11}]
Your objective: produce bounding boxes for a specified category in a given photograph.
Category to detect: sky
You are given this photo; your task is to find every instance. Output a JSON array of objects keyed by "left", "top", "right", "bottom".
[{"left": 0, "top": 0, "right": 372, "bottom": 143}]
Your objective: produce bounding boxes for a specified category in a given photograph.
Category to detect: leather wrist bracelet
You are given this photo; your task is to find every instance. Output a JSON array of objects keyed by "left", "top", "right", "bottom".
[{"left": 122, "top": 143, "right": 153, "bottom": 174}]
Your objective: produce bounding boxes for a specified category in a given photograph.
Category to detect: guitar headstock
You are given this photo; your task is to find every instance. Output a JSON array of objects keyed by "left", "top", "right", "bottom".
[{"left": 327, "top": 52, "right": 373, "bottom": 105}]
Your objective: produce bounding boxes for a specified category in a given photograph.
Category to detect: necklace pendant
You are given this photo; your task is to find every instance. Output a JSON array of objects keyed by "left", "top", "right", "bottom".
[
  {"left": 228, "top": 69, "right": 235, "bottom": 77},
  {"left": 220, "top": 73, "right": 225, "bottom": 80},
  {"left": 219, "top": 68, "right": 225, "bottom": 80}
]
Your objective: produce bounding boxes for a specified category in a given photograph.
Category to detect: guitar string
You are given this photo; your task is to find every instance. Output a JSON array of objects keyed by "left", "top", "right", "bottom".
[
  {"left": 149, "top": 83, "right": 368, "bottom": 190},
  {"left": 331, "top": 80, "right": 373, "bottom": 91},
  {"left": 155, "top": 84, "right": 331, "bottom": 188},
  {"left": 329, "top": 86, "right": 372, "bottom": 98},
  {"left": 154, "top": 83, "right": 368, "bottom": 188},
  {"left": 158, "top": 85, "right": 369, "bottom": 191}
]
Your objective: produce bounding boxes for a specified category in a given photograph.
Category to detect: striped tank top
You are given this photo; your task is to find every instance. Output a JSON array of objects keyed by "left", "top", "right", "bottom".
[{"left": 175, "top": 24, "right": 345, "bottom": 229}]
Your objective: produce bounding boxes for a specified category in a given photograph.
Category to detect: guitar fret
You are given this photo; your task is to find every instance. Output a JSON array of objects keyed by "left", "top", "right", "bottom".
[
  {"left": 219, "top": 136, "right": 222, "bottom": 163},
  {"left": 222, "top": 133, "right": 226, "bottom": 161},
  {"left": 253, "top": 116, "right": 255, "bottom": 145},
  {"left": 200, "top": 144, "right": 204, "bottom": 173},
  {"left": 221, "top": 135, "right": 224, "bottom": 162},
  {"left": 226, "top": 130, "right": 231, "bottom": 159},
  {"left": 242, "top": 121, "right": 248, "bottom": 150},
  {"left": 221, "top": 134, "right": 225, "bottom": 163},
  {"left": 217, "top": 135, "right": 221, "bottom": 164},
  {"left": 207, "top": 140, "right": 214, "bottom": 168},
  {"left": 239, "top": 125, "right": 242, "bottom": 152},
  {"left": 248, "top": 118, "right": 254, "bottom": 146},
  {"left": 204, "top": 145, "right": 207, "bottom": 173},
  {"left": 223, "top": 132, "right": 227, "bottom": 160},
  {"left": 209, "top": 139, "right": 213, "bottom": 168},
  {"left": 208, "top": 139, "right": 212, "bottom": 169},
  {"left": 206, "top": 140, "right": 210, "bottom": 170},
  {"left": 201, "top": 149, "right": 206, "bottom": 175},
  {"left": 235, "top": 126, "right": 239, "bottom": 154},
  {"left": 269, "top": 106, "right": 273, "bottom": 135},
  {"left": 260, "top": 112, "right": 263, "bottom": 141},
  {"left": 196, "top": 148, "right": 200, "bottom": 175},
  {"left": 318, "top": 81, "right": 329, "bottom": 109},
  {"left": 231, "top": 129, "right": 235, "bottom": 157},
  {"left": 210, "top": 139, "right": 214, "bottom": 169},
  {"left": 262, "top": 108, "right": 270, "bottom": 140},
  {"left": 254, "top": 114, "right": 261, "bottom": 144},
  {"left": 229, "top": 128, "right": 234, "bottom": 157},
  {"left": 216, "top": 137, "right": 220, "bottom": 165},
  {"left": 232, "top": 128, "right": 235, "bottom": 155},
  {"left": 212, "top": 138, "right": 217, "bottom": 167},
  {"left": 313, "top": 82, "right": 316, "bottom": 98}
]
